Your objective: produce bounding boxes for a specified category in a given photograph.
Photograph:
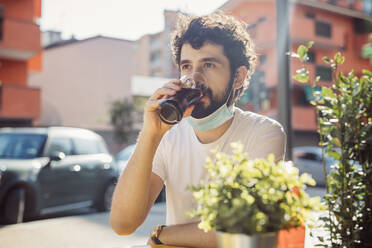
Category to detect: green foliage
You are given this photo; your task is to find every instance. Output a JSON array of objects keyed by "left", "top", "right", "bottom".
[
  {"left": 362, "top": 34, "right": 372, "bottom": 65},
  {"left": 187, "top": 143, "right": 324, "bottom": 235},
  {"left": 109, "top": 99, "right": 139, "bottom": 144},
  {"left": 291, "top": 43, "right": 372, "bottom": 248}
]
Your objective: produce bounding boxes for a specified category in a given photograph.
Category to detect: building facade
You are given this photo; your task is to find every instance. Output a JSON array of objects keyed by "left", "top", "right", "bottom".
[
  {"left": 0, "top": 0, "right": 42, "bottom": 127},
  {"left": 135, "top": 10, "right": 180, "bottom": 78},
  {"left": 220, "top": 0, "right": 372, "bottom": 147},
  {"left": 28, "top": 36, "right": 135, "bottom": 152}
]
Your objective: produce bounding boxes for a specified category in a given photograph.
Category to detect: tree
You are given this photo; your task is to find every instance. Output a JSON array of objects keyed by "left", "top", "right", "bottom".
[{"left": 110, "top": 99, "right": 138, "bottom": 144}]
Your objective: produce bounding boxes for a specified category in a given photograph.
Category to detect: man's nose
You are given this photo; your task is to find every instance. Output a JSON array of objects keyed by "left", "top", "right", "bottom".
[{"left": 191, "top": 71, "right": 204, "bottom": 86}]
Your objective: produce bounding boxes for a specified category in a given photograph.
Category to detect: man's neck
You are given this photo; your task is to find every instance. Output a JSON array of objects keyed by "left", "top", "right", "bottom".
[{"left": 193, "top": 116, "right": 234, "bottom": 144}]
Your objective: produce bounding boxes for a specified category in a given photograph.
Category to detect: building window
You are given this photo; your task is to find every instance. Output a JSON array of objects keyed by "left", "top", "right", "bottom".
[
  {"left": 316, "top": 65, "right": 332, "bottom": 81},
  {"left": 305, "top": 12, "right": 315, "bottom": 19},
  {"left": 307, "top": 51, "right": 316, "bottom": 63},
  {"left": 315, "top": 20, "right": 332, "bottom": 38},
  {"left": 259, "top": 54, "right": 267, "bottom": 65}
]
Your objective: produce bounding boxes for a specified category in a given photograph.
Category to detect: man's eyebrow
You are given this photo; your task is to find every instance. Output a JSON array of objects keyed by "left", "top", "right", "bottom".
[
  {"left": 180, "top": 59, "right": 192, "bottom": 65},
  {"left": 200, "top": 57, "right": 223, "bottom": 64},
  {"left": 180, "top": 57, "right": 223, "bottom": 65}
]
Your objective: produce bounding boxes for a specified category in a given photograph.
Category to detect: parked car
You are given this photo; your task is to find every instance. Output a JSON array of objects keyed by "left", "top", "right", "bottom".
[
  {"left": 115, "top": 144, "right": 136, "bottom": 174},
  {"left": 0, "top": 127, "right": 119, "bottom": 224},
  {"left": 292, "top": 146, "right": 338, "bottom": 187},
  {"left": 115, "top": 144, "right": 166, "bottom": 203}
]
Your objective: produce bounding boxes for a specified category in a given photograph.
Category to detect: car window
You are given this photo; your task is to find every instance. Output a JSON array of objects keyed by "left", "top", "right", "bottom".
[
  {"left": 116, "top": 145, "right": 135, "bottom": 161},
  {"left": 296, "top": 152, "right": 320, "bottom": 161},
  {"left": 73, "top": 138, "right": 100, "bottom": 155},
  {"left": 47, "top": 137, "right": 73, "bottom": 156},
  {"left": 0, "top": 133, "right": 47, "bottom": 159}
]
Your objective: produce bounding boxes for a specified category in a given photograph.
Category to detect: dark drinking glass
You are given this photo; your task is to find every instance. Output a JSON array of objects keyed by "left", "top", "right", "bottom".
[{"left": 158, "top": 79, "right": 203, "bottom": 125}]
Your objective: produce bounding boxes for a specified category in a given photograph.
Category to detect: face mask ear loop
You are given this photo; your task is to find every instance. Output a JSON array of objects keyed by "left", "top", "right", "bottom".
[{"left": 226, "top": 72, "right": 238, "bottom": 108}]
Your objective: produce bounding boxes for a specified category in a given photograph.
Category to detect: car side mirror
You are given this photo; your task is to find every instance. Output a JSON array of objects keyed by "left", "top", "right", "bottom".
[{"left": 49, "top": 151, "right": 66, "bottom": 162}]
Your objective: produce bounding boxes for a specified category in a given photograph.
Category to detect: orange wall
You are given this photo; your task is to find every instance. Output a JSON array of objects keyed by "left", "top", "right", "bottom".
[
  {"left": 0, "top": 59, "right": 27, "bottom": 85},
  {"left": 0, "top": 0, "right": 35, "bottom": 21},
  {"left": 0, "top": 84, "right": 40, "bottom": 118}
]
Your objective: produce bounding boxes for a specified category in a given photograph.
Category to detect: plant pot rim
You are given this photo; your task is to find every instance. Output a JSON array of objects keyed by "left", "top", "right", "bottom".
[{"left": 216, "top": 231, "right": 278, "bottom": 237}]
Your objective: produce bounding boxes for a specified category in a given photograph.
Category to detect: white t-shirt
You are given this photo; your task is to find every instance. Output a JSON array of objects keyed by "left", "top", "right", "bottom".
[{"left": 152, "top": 107, "right": 286, "bottom": 225}]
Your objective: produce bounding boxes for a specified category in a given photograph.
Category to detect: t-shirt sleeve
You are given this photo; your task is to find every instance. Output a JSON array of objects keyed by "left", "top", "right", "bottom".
[
  {"left": 152, "top": 136, "right": 167, "bottom": 182},
  {"left": 250, "top": 120, "right": 286, "bottom": 162}
]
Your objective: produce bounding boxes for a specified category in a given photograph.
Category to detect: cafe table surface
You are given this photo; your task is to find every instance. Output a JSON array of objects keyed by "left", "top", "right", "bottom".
[{"left": 131, "top": 245, "right": 188, "bottom": 248}]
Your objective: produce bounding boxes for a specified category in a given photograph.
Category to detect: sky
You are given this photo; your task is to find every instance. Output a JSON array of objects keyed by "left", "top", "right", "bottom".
[{"left": 40, "top": 0, "right": 229, "bottom": 41}]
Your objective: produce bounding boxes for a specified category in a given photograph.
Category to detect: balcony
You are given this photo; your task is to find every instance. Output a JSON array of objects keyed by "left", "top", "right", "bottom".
[
  {"left": 0, "top": 17, "right": 41, "bottom": 60},
  {"left": 0, "top": 83, "right": 40, "bottom": 119},
  {"left": 291, "top": 16, "right": 346, "bottom": 50}
]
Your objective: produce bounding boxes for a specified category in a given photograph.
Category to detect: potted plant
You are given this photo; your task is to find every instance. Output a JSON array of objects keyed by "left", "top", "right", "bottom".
[
  {"left": 291, "top": 42, "right": 372, "bottom": 247},
  {"left": 187, "top": 143, "right": 324, "bottom": 248}
]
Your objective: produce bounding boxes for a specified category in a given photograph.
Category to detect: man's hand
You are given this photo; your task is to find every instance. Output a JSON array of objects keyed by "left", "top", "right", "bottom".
[
  {"left": 143, "top": 80, "right": 182, "bottom": 136},
  {"left": 147, "top": 223, "right": 218, "bottom": 248}
]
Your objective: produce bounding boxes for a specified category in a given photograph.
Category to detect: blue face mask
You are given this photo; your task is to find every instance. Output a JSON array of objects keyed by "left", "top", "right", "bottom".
[{"left": 186, "top": 103, "right": 234, "bottom": 131}]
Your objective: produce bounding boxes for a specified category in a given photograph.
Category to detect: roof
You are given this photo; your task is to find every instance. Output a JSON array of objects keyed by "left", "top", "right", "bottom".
[{"left": 45, "top": 35, "right": 134, "bottom": 50}]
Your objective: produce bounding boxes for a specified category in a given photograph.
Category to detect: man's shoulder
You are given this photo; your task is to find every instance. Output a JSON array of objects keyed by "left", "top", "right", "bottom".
[{"left": 235, "top": 108, "right": 283, "bottom": 129}]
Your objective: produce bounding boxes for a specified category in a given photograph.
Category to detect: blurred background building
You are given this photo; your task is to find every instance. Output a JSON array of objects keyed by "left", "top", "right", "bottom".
[
  {"left": 0, "top": 0, "right": 42, "bottom": 127},
  {"left": 28, "top": 36, "right": 136, "bottom": 152},
  {"left": 219, "top": 0, "right": 372, "bottom": 147}
]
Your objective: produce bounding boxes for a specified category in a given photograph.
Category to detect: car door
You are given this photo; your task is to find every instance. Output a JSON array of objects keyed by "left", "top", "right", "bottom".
[
  {"left": 37, "top": 137, "right": 83, "bottom": 210},
  {"left": 71, "top": 137, "right": 114, "bottom": 202},
  {"left": 294, "top": 151, "right": 324, "bottom": 186}
]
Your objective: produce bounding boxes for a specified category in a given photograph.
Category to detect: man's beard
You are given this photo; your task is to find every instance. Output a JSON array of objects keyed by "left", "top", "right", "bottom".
[{"left": 191, "top": 79, "right": 234, "bottom": 119}]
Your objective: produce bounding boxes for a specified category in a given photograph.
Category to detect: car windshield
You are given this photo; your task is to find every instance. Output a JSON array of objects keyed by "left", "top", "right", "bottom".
[
  {"left": 116, "top": 145, "right": 135, "bottom": 161},
  {"left": 0, "top": 133, "right": 47, "bottom": 159}
]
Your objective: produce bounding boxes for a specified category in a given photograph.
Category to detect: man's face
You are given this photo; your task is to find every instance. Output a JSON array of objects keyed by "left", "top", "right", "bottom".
[{"left": 179, "top": 42, "right": 232, "bottom": 119}]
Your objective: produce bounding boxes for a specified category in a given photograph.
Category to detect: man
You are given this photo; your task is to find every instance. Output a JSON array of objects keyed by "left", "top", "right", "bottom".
[{"left": 110, "top": 12, "right": 286, "bottom": 247}]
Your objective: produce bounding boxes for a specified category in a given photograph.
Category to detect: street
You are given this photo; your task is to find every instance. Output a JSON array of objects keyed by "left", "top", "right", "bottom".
[
  {"left": 0, "top": 203, "right": 166, "bottom": 248},
  {"left": 0, "top": 187, "right": 325, "bottom": 248}
]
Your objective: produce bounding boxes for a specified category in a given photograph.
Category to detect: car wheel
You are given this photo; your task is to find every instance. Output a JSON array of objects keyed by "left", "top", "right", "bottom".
[
  {"left": 3, "top": 188, "right": 25, "bottom": 224},
  {"left": 97, "top": 181, "right": 115, "bottom": 212}
]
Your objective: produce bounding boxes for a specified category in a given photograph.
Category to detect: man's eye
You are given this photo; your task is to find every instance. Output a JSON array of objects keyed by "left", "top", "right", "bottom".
[
  {"left": 204, "top": 63, "right": 215, "bottom": 69},
  {"left": 181, "top": 64, "right": 191, "bottom": 70}
]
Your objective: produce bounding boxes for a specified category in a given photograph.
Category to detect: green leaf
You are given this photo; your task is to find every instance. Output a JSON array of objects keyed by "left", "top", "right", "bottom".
[
  {"left": 321, "top": 87, "right": 336, "bottom": 99},
  {"left": 362, "top": 69, "right": 372, "bottom": 78},
  {"left": 293, "top": 73, "right": 309, "bottom": 83},
  {"left": 307, "top": 41, "right": 314, "bottom": 49},
  {"left": 297, "top": 45, "right": 308, "bottom": 61},
  {"left": 322, "top": 56, "right": 332, "bottom": 64}
]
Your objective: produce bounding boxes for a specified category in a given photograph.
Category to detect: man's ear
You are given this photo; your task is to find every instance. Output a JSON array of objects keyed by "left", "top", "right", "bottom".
[{"left": 233, "top": 66, "right": 248, "bottom": 90}]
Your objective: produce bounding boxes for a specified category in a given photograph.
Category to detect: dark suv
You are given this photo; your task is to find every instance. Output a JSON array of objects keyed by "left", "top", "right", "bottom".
[{"left": 0, "top": 127, "right": 118, "bottom": 224}]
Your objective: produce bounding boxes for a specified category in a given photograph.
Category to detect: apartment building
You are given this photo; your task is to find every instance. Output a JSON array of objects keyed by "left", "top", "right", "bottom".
[
  {"left": 220, "top": 0, "right": 372, "bottom": 146},
  {"left": 135, "top": 10, "right": 180, "bottom": 78},
  {"left": 0, "top": 0, "right": 42, "bottom": 127}
]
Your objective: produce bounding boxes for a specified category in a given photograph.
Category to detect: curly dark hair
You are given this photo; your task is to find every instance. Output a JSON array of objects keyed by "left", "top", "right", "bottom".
[{"left": 170, "top": 11, "right": 257, "bottom": 103}]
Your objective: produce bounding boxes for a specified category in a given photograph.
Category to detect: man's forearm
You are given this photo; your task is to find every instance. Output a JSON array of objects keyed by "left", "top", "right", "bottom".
[
  {"left": 159, "top": 222, "right": 217, "bottom": 248},
  {"left": 110, "top": 130, "right": 163, "bottom": 234}
]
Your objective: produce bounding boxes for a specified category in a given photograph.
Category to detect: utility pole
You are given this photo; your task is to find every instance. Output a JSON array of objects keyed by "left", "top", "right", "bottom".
[{"left": 276, "top": 0, "right": 292, "bottom": 161}]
